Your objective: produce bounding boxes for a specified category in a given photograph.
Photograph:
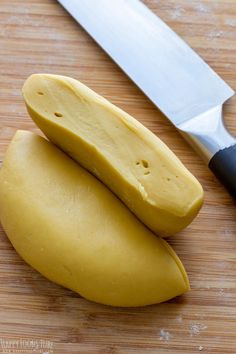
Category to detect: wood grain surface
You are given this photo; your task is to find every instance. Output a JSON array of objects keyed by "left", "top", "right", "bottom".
[{"left": 0, "top": 1, "right": 236, "bottom": 353}]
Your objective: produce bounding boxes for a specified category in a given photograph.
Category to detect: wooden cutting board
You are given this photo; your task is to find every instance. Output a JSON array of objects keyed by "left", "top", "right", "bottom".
[{"left": 0, "top": 1, "right": 236, "bottom": 353}]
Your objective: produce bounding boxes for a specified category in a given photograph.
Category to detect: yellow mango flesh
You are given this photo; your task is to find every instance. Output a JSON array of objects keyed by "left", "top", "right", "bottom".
[
  {"left": 22, "top": 74, "right": 204, "bottom": 236},
  {"left": 0, "top": 131, "right": 190, "bottom": 307}
]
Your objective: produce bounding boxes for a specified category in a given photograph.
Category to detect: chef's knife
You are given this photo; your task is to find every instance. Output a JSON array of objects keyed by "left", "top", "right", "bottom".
[{"left": 58, "top": 0, "right": 236, "bottom": 197}]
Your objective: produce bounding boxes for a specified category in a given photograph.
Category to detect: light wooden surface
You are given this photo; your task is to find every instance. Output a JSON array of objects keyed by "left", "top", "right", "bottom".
[{"left": 0, "top": 1, "right": 236, "bottom": 353}]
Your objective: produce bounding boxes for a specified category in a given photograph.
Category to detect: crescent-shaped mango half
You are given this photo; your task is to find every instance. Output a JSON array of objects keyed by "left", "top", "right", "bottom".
[
  {"left": 22, "top": 74, "right": 204, "bottom": 236},
  {"left": 0, "top": 131, "right": 189, "bottom": 306}
]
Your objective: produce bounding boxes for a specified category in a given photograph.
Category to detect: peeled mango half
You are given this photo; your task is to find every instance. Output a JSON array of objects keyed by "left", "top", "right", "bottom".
[
  {"left": 22, "top": 74, "right": 204, "bottom": 236},
  {"left": 0, "top": 131, "right": 190, "bottom": 307}
]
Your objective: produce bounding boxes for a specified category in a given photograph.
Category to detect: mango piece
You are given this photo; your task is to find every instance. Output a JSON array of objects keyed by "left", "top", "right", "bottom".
[
  {"left": 0, "top": 131, "right": 189, "bottom": 307},
  {"left": 22, "top": 74, "right": 203, "bottom": 236}
]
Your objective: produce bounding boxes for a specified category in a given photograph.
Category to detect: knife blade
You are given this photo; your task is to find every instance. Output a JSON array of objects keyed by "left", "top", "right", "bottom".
[{"left": 58, "top": 0, "right": 236, "bottom": 197}]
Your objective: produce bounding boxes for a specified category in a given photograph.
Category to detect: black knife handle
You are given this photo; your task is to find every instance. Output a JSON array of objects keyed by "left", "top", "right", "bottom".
[{"left": 209, "top": 144, "right": 236, "bottom": 198}]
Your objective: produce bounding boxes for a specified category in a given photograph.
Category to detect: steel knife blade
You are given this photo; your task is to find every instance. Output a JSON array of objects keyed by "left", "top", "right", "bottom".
[{"left": 58, "top": 0, "right": 236, "bottom": 197}]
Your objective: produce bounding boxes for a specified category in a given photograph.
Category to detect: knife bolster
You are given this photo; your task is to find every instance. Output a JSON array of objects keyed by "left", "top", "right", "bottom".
[{"left": 178, "top": 105, "right": 236, "bottom": 163}]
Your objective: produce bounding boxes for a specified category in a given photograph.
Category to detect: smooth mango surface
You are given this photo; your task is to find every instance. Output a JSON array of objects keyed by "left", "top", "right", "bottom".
[
  {"left": 0, "top": 131, "right": 189, "bottom": 307},
  {"left": 23, "top": 74, "right": 204, "bottom": 236}
]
